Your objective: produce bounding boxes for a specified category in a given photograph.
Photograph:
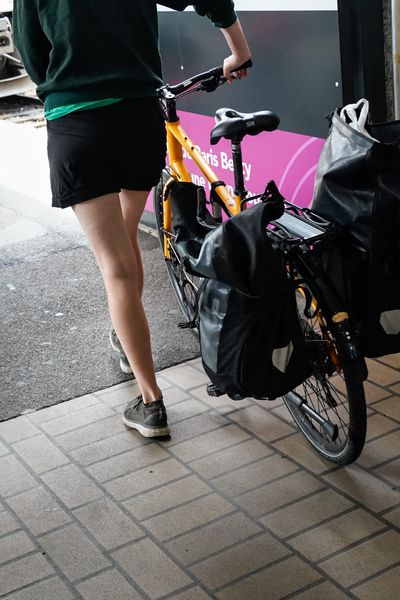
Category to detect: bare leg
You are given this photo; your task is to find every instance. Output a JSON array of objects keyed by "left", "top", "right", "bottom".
[
  {"left": 72, "top": 193, "right": 160, "bottom": 404},
  {"left": 119, "top": 189, "right": 149, "bottom": 296}
]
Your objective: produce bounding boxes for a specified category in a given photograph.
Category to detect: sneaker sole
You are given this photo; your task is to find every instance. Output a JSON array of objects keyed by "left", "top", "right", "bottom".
[
  {"left": 122, "top": 416, "right": 170, "bottom": 437},
  {"left": 109, "top": 331, "right": 122, "bottom": 354},
  {"left": 109, "top": 332, "right": 134, "bottom": 374},
  {"left": 119, "top": 359, "right": 133, "bottom": 375}
]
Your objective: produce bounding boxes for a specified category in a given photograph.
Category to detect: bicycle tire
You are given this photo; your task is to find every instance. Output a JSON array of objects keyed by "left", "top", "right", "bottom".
[
  {"left": 283, "top": 286, "right": 366, "bottom": 465},
  {"left": 154, "top": 172, "right": 203, "bottom": 324},
  {"left": 154, "top": 174, "right": 366, "bottom": 463}
]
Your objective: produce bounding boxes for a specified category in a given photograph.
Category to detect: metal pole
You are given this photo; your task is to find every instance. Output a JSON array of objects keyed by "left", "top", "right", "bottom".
[{"left": 392, "top": 0, "right": 400, "bottom": 118}]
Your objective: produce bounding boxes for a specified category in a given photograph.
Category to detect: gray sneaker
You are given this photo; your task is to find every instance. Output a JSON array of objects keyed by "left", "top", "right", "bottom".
[
  {"left": 123, "top": 395, "right": 170, "bottom": 438},
  {"left": 109, "top": 329, "right": 133, "bottom": 374}
]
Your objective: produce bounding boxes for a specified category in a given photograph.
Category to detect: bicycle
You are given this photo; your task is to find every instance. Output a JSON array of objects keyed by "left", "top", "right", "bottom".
[{"left": 153, "top": 63, "right": 368, "bottom": 465}]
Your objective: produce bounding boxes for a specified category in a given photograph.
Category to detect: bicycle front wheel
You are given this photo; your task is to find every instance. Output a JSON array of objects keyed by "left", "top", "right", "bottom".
[
  {"left": 153, "top": 173, "right": 203, "bottom": 325},
  {"left": 283, "top": 286, "right": 367, "bottom": 465}
]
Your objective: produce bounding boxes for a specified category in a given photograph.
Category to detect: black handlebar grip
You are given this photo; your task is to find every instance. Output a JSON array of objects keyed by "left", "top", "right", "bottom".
[
  {"left": 211, "top": 59, "right": 253, "bottom": 79},
  {"left": 232, "top": 59, "right": 253, "bottom": 72}
]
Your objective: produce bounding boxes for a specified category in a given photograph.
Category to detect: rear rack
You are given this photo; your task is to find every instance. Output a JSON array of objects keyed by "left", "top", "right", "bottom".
[
  {"left": 242, "top": 181, "right": 336, "bottom": 246},
  {"left": 270, "top": 200, "right": 335, "bottom": 245}
]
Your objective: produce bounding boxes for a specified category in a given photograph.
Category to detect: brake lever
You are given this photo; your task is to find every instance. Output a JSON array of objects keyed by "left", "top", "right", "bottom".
[{"left": 200, "top": 76, "right": 226, "bottom": 93}]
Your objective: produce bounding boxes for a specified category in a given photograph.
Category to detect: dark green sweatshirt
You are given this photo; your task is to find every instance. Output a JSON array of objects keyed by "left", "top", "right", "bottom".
[{"left": 13, "top": 1, "right": 237, "bottom": 111}]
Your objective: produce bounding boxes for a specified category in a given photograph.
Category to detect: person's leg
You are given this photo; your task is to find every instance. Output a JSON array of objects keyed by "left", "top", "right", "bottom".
[
  {"left": 109, "top": 189, "right": 148, "bottom": 373},
  {"left": 119, "top": 189, "right": 148, "bottom": 296},
  {"left": 72, "top": 192, "right": 161, "bottom": 405}
]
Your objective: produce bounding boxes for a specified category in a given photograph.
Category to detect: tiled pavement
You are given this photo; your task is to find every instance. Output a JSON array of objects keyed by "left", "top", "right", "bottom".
[{"left": 1, "top": 356, "right": 400, "bottom": 600}]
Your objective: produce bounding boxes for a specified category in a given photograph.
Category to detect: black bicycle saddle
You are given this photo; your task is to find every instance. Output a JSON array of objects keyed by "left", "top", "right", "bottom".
[{"left": 210, "top": 108, "right": 280, "bottom": 145}]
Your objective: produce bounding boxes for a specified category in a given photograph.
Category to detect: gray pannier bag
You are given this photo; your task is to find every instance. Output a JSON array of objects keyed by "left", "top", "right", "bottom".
[
  {"left": 168, "top": 179, "right": 311, "bottom": 400},
  {"left": 312, "top": 99, "right": 400, "bottom": 358}
]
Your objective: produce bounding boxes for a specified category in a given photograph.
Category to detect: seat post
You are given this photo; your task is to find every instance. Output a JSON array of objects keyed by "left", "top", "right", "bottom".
[{"left": 231, "top": 138, "right": 247, "bottom": 201}]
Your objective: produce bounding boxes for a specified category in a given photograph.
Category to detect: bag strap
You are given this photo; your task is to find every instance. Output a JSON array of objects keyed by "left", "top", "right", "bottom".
[
  {"left": 339, "top": 99, "right": 378, "bottom": 141},
  {"left": 340, "top": 99, "right": 369, "bottom": 130}
]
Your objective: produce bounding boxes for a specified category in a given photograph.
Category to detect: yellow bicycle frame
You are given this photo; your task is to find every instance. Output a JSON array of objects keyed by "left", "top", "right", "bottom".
[
  {"left": 163, "top": 114, "right": 348, "bottom": 374},
  {"left": 162, "top": 118, "right": 243, "bottom": 258}
]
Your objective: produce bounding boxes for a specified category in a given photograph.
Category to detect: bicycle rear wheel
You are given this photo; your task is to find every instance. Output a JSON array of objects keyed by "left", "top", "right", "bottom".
[
  {"left": 283, "top": 286, "right": 366, "bottom": 465},
  {"left": 153, "top": 173, "right": 202, "bottom": 324}
]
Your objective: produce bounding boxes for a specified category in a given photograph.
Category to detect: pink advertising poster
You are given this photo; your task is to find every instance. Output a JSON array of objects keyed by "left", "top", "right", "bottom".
[
  {"left": 147, "top": 2, "right": 340, "bottom": 218},
  {"left": 146, "top": 110, "right": 324, "bottom": 213}
]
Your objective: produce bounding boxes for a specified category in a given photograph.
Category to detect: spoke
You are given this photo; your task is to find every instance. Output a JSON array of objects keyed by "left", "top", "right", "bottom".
[
  {"left": 167, "top": 240, "right": 202, "bottom": 321},
  {"left": 283, "top": 284, "right": 364, "bottom": 462},
  {"left": 307, "top": 376, "right": 349, "bottom": 439}
]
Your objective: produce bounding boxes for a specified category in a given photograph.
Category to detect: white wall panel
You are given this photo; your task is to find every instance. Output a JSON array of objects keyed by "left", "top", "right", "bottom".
[{"left": 157, "top": 1, "right": 337, "bottom": 12}]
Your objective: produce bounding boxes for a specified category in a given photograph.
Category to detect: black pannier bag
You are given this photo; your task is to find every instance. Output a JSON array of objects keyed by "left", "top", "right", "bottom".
[
  {"left": 311, "top": 100, "right": 400, "bottom": 358},
  {"left": 168, "top": 180, "right": 311, "bottom": 400}
]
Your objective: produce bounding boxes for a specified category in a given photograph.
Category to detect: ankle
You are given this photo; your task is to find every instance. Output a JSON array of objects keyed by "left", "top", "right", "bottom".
[{"left": 142, "top": 388, "right": 163, "bottom": 405}]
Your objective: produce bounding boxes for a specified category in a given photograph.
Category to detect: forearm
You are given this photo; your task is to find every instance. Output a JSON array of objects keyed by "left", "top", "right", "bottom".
[{"left": 220, "top": 19, "right": 251, "bottom": 64}]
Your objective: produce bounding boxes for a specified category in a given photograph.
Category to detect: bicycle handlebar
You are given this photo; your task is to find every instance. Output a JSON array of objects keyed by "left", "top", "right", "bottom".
[{"left": 166, "top": 59, "right": 253, "bottom": 95}]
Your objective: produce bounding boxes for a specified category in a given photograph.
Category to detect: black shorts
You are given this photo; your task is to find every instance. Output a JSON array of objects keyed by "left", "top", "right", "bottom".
[{"left": 47, "top": 97, "right": 166, "bottom": 208}]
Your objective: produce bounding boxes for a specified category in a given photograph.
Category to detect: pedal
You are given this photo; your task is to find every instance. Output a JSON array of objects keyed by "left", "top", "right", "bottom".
[{"left": 206, "top": 384, "right": 225, "bottom": 397}]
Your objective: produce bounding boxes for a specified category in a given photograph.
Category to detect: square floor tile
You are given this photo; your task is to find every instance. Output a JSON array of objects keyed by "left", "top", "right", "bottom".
[
  {"left": 261, "top": 489, "right": 353, "bottom": 538},
  {"left": 188, "top": 437, "right": 272, "bottom": 480},
  {"left": 365, "top": 413, "right": 400, "bottom": 441},
  {"left": 236, "top": 471, "right": 325, "bottom": 518},
  {"left": 289, "top": 509, "right": 385, "bottom": 562},
  {"left": 0, "top": 455, "right": 37, "bottom": 498},
  {"left": 319, "top": 530, "right": 400, "bottom": 587},
  {"left": 216, "top": 556, "right": 321, "bottom": 600},
  {"left": 166, "top": 512, "right": 262, "bottom": 566},
  {"left": 323, "top": 465, "right": 400, "bottom": 511},
  {"left": 0, "top": 509, "right": 19, "bottom": 536},
  {"left": 229, "top": 405, "right": 295, "bottom": 442},
  {"left": 3, "top": 577, "right": 75, "bottom": 600},
  {"left": 190, "top": 532, "right": 290, "bottom": 590},
  {"left": 40, "top": 464, "right": 103, "bottom": 508},
  {"left": 212, "top": 453, "right": 298, "bottom": 497},
  {"left": 73, "top": 497, "right": 144, "bottom": 550},
  {"left": 272, "top": 434, "right": 335, "bottom": 475},
  {"left": 123, "top": 474, "right": 211, "bottom": 521},
  {"left": 113, "top": 538, "right": 192, "bottom": 598},
  {"left": 0, "top": 554, "right": 54, "bottom": 596},
  {"left": 366, "top": 359, "right": 400, "bottom": 386},
  {"left": 7, "top": 486, "right": 71, "bottom": 535},
  {"left": 0, "top": 417, "right": 40, "bottom": 444},
  {"left": 290, "top": 580, "right": 352, "bottom": 599},
  {"left": 371, "top": 396, "right": 400, "bottom": 423},
  {"left": 0, "top": 531, "right": 36, "bottom": 564},
  {"left": 77, "top": 569, "right": 143, "bottom": 600},
  {"left": 142, "top": 493, "right": 235, "bottom": 541},
  {"left": 86, "top": 443, "right": 169, "bottom": 483},
  {"left": 168, "top": 424, "right": 250, "bottom": 463},
  {"left": 13, "top": 435, "right": 70, "bottom": 474},
  {"left": 105, "top": 458, "right": 189, "bottom": 501},
  {"left": 39, "top": 524, "right": 110, "bottom": 581},
  {"left": 353, "top": 563, "right": 400, "bottom": 600},
  {"left": 358, "top": 430, "right": 400, "bottom": 469}
]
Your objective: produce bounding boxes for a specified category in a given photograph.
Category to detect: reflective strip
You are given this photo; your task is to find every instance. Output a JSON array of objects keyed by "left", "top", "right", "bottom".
[
  {"left": 272, "top": 341, "right": 293, "bottom": 373},
  {"left": 157, "top": 1, "right": 337, "bottom": 12},
  {"left": 380, "top": 310, "right": 400, "bottom": 336}
]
